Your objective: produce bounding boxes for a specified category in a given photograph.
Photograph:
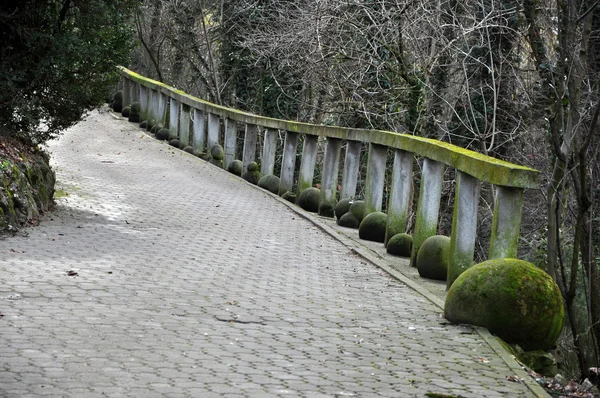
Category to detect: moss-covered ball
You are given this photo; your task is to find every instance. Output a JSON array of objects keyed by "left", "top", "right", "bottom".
[
  {"left": 228, "top": 160, "right": 243, "bottom": 176},
  {"left": 129, "top": 113, "right": 141, "bottom": 123},
  {"left": 197, "top": 152, "right": 210, "bottom": 161},
  {"left": 169, "top": 139, "right": 181, "bottom": 148},
  {"left": 156, "top": 128, "right": 170, "bottom": 141},
  {"left": 387, "top": 233, "right": 413, "bottom": 257},
  {"left": 349, "top": 200, "right": 366, "bottom": 223},
  {"left": 121, "top": 106, "right": 131, "bottom": 117},
  {"left": 416, "top": 235, "right": 450, "bottom": 280},
  {"left": 358, "top": 212, "right": 388, "bottom": 243},
  {"left": 337, "top": 212, "right": 360, "bottom": 228},
  {"left": 130, "top": 102, "right": 141, "bottom": 114},
  {"left": 281, "top": 191, "right": 296, "bottom": 203},
  {"left": 318, "top": 201, "right": 335, "bottom": 218},
  {"left": 112, "top": 91, "right": 123, "bottom": 112},
  {"left": 258, "top": 174, "right": 280, "bottom": 194},
  {"left": 146, "top": 119, "right": 156, "bottom": 131},
  {"left": 210, "top": 144, "right": 224, "bottom": 160},
  {"left": 445, "top": 258, "right": 564, "bottom": 351},
  {"left": 209, "top": 158, "right": 223, "bottom": 168},
  {"left": 140, "top": 120, "right": 148, "bottom": 129},
  {"left": 335, "top": 198, "right": 352, "bottom": 220},
  {"left": 297, "top": 187, "right": 320, "bottom": 213},
  {"left": 150, "top": 123, "right": 162, "bottom": 135},
  {"left": 247, "top": 162, "right": 259, "bottom": 172},
  {"left": 183, "top": 146, "right": 194, "bottom": 154},
  {"left": 242, "top": 170, "right": 260, "bottom": 185}
]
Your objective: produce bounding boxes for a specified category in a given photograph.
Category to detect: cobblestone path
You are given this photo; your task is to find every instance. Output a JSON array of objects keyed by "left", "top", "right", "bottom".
[{"left": 0, "top": 110, "right": 539, "bottom": 397}]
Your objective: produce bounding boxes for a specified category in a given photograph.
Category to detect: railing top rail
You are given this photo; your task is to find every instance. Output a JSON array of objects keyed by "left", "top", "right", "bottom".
[{"left": 119, "top": 67, "right": 540, "bottom": 189}]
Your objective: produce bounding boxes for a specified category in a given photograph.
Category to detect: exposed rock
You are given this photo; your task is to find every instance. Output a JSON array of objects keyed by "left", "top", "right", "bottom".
[
  {"left": 349, "top": 200, "right": 366, "bottom": 223},
  {"left": 210, "top": 144, "right": 225, "bottom": 161}
]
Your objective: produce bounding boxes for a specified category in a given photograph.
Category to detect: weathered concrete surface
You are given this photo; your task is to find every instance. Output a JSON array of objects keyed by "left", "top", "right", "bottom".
[{"left": 0, "top": 110, "right": 541, "bottom": 397}]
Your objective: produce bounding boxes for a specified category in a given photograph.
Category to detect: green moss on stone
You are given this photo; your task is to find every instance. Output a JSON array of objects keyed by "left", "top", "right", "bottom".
[
  {"left": 156, "top": 128, "right": 170, "bottom": 141},
  {"left": 281, "top": 191, "right": 296, "bottom": 203},
  {"left": 121, "top": 106, "right": 131, "bottom": 117},
  {"left": 358, "top": 212, "right": 388, "bottom": 242},
  {"left": 349, "top": 200, "right": 366, "bottom": 223},
  {"left": 257, "top": 174, "right": 280, "bottom": 194},
  {"left": 417, "top": 235, "right": 450, "bottom": 280},
  {"left": 183, "top": 146, "right": 194, "bottom": 154},
  {"left": 335, "top": 197, "right": 352, "bottom": 220},
  {"left": 140, "top": 120, "right": 148, "bottom": 129},
  {"left": 150, "top": 123, "right": 162, "bottom": 135},
  {"left": 387, "top": 233, "right": 413, "bottom": 257},
  {"left": 444, "top": 258, "right": 564, "bottom": 351},
  {"left": 242, "top": 170, "right": 260, "bottom": 184},
  {"left": 129, "top": 113, "right": 141, "bottom": 123},
  {"left": 337, "top": 212, "right": 359, "bottom": 228},
  {"left": 298, "top": 187, "right": 320, "bottom": 213},
  {"left": 228, "top": 160, "right": 243, "bottom": 176},
  {"left": 210, "top": 144, "right": 225, "bottom": 161},
  {"left": 169, "top": 139, "right": 181, "bottom": 148},
  {"left": 247, "top": 162, "right": 259, "bottom": 172},
  {"left": 130, "top": 102, "right": 141, "bottom": 113}
]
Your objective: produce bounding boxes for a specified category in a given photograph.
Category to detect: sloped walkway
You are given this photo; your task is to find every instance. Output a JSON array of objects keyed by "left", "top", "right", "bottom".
[{"left": 0, "top": 110, "right": 544, "bottom": 397}]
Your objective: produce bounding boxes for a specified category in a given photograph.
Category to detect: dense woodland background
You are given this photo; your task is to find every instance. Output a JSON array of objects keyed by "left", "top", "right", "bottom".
[{"left": 1, "top": 0, "right": 600, "bottom": 381}]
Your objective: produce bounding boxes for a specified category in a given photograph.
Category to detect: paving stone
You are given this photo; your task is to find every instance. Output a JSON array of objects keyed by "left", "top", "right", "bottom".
[{"left": 0, "top": 110, "right": 541, "bottom": 397}]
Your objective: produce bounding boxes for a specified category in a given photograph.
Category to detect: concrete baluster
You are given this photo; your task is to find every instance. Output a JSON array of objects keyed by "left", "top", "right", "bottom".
[
  {"left": 364, "top": 143, "right": 388, "bottom": 216},
  {"left": 242, "top": 124, "right": 258, "bottom": 174},
  {"left": 297, "top": 135, "right": 318, "bottom": 196},
  {"left": 207, "top": 113, "right": 219, "bottom": 150},
  {"left": 224, "top": 118, "right": 237, "bottom": 170},
  {"left": 179, "top": 104, "right": 191, "bottom": 146},
  {"left": 157, "top": 93, "right": 167, "bottom": 126},
  {"left": 319, "top": 138, "right": 342, "bottom": 217},
  {"left": 341, "top": 141, "right": 362, "bottom": 200},
  {"left": 279, "top": 131, "right": 299, "bottom": 196},
  {"left": 385, "top": 149, "right": 413, "bottom": 245},
  {"left": 489, "top": 186, "right": 524, "bottom": 260},
  {"left": 122, "top": 79, "right": 131, "bottom": 108},
  {"left": 193, "top": 109, "right": 206, "bottom": 153},
  {"left": 150, "top": 90, "right": 160, "bottom": 126},
  {"left": 169, "top": 98, "right": 180, "bottom": 139},
  {"left": 411, "top": 158, "right": 444, "bottom": 267},
  {"left": 139, "top": 86, "right": 148, "bottom": 121},
  {"left": 447, "top": 171, "right": 481, "bottom": 288},
  {"left": 261, "top": 129, "right": 278, "bottom": 176}
]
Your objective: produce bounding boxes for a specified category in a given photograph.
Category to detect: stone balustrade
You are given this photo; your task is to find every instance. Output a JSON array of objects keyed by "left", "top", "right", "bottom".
[{"left": 118, "top": 67, "right": 540, "bottom": 288}]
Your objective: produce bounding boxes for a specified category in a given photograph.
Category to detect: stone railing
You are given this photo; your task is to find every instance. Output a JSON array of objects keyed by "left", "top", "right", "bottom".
[{"left": 118, "top": 67, "right": 540, "bottom": 287}]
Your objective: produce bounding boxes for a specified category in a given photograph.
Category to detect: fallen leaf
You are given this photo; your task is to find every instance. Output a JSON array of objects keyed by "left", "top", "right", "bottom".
[
  {"left": 66, "top": 270, "right": 79, "bottom": 276},
  {"left": 506, "top": 375, "right": 523, "bottom": 383}
]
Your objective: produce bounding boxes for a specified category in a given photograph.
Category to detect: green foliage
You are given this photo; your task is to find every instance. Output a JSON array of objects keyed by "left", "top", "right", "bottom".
[{"left": 0, "top": 0, "right": 138, "bottom": 144}]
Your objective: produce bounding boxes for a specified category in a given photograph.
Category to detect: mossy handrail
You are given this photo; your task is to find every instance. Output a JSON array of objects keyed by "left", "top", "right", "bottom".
[{"left": 118, "top": 66, "right": 540, "bottom": 189}]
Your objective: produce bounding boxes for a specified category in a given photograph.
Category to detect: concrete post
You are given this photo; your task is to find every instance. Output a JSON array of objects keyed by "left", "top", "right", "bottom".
[
  {"left": 411, "top": 158, "right": 444, "bottom": 267},
  {"left": 207, "top": 113, "right": 220, "bottom": 150},
  {"left": 193, "top": 109, "right": 206, "bottom": 153},
  {"left": 179, "top": 104, "right": 191, "bottom": 146},
  {"left": 242, "top": 124, "right": 258, "bottom": 174},
  {"left": 319, "top": 138, "right": 342, "bottom": 217},
  {"left": 169, "top": 98, "right": 180, "bottom": 139},
  {"left": 364, "top": 143, "right": 387, "bottom": 216},
  {"left": 139, "top": 86, "right": 148, "bottom": 121},
  {"left": 297, "top": 135, "right": 318, "bottom": 196},
  {"left": 385, "top": 149, "right": 413, "bottom": 245},
  {"left": 279, "top": 131, "right": 299, "bottom": 196},
  {"left": 123, "top": 79, "right": 131, "bottom": 107},
  {"left": 157, "top": 93, "right": 168, "bottom": 126},
  {"left": 150, "top": 89, "right": 160, "bottom": 125},
  {"left": 224, "top": 118, "right": 237, "bottom": 170},
  {"left": 261, "top": 129, "right": 278, "bottom": 176},
  {"left": 341, "top": 141, "right": 362, "bottom": 200},
  {"left": 489, "top": 185, "right": 524, "bottom": 259},
  {"left": 447, "top": 171, "right": 481, "bottom": 288},
  {"left": 132, "top": 82, "right": 140, "bottom": 103}
]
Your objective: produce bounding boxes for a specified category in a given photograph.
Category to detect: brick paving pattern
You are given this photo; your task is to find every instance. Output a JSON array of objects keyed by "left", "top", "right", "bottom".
[{"left": 0, "top": 110, "right": 537, "bottom": 397}]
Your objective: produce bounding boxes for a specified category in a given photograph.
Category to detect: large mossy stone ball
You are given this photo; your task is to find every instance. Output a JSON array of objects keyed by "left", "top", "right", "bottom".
[
  {"left": 358, "top": 212, "right": 388, "bottom": 243},
  {"left": 150, "top": 123, "right": 162, "bottom": 135},
  {"left": 210, "top": 144, "right": 225, "bottom": 160},
  {"left": 281, "top": 191, "right": 296, "bottom": 203},
  {"left": 156, "top": 128, "right": 170, "bottom": 141},
  {"left": 387, "top": 233, "right": 413, "bottom": 257},
  {"left": 416, "top": 235, "right": 450, "bottom": 280},
  {"left": 349, "top": 200, "right": 366, "bottom": 223},
  {"left": 169, "top": 139, "right": 181, "bottom": 148},
  {"left": 247, "top": 162, "right": 259, "bottom": 172},
  {"left": 130, "top": 102, "right": 141, "bottom": 114},
  {"left": 444, "top": 258, "right": 564, "bottom": 351},
  {"left": 337, "top": 212, "right": 359, "bottom": 229},
  {"left": 335, "top": 198, "right": 352, "bottom": 220},
  {"left": 242, "top": 170, "right": 260, "bottom": 185},
  {"left": 129, "top": 113, "right": 141, "bottom": 123},
  {"left": 318, "top": 201, "right": 334, "bottom": 218},
  {"left": 258, "top": 174, "right": 280, "bottom": 194},
  {"left": 140, "top": 120, "right": 148, "bottom": 129},
  {"left": 228, "top": 160, "right": 243, "bottom": 176},
  {"left": 297, "top": 187, "right": 320, "bottom": 213},
  {"left": 121, "top": 106, "right": 131, "bottom": 117},
  {"left": 147, "top": 119, "right": 156, "bottom": 131},
  {"left": 183, "top": 146, "right": 194, "bottom": 154}
]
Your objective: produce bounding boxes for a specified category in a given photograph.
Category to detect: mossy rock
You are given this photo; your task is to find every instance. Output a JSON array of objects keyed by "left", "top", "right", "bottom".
[
  {"left": 257, "top": 174, "right": 280, "bottom": 194},
  {"left": 228, "top": 160, "right": 243, "bottom": 176},
  {"left": 519, "top": 349, "right": 558, "bottom": 377},
  {"left": 130, "top": 102, "right": 141, "bottom": 114},
  {"left": 169, "top": 139, "right": 181, "bottom": 148},
  {"left": 335, "top": 198, "right": 352, "bottom": 220},
  {"left": 387, "top": 233, "right": 413, "bottom": 257},
  {"left": 242, "top": 170, "right": 260, "bottom": 185},
  {"left": 337, "top": 212, "right": 359, "bottom": 229},
  {"left": 140, "top": 120, "right": 148, "bottom": 129},
  {"left": 210, "top": 144, "right": 224, "bottom": 160},
  {"left": 247, "top": 161, "right": 259, "bottom": 172},
  {"left": 128, "top": 113, "right": 141, "bottom": 123},
  {"left": 444, "top": 258, "right": 564, "bottom": 351},
  {"left": 112, "top": 91, "right": 123, "bottom": 112},
  {"left": 156, "top": 129, "right": 169, "bottom": 141},
  {"left": 121, "top": 106, "right": 131, "bottom": 117},
  {"left": 150, "top": 123, "right": 162, "bottom": 135},
  {"left": 146, "top": 119, "right": 156, "bottom": 131},
  {"left": 358, "top": 212, "right": 388, "bottom": 243},
  {"left": 281, "top": 191, "right": 296, "bottom": 203},
  {"left": 349, "top": 200, "right": 366, "bottom": 223},
  {"left": 183, "top": 146, "right": 194, "bottom": 154},
  {"left": 416, "top": 235, "right": 450, "bottom": 280},
  {"left": 318, "top": 201, "right": 334, "bottom": 218},
  {"left": 297, "top": 187, "right": 320, "bottom": 213}
]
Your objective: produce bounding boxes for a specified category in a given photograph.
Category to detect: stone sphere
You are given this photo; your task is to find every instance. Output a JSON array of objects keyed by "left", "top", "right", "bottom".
[
  {"left": 183, "top": 146, "right": 194, "bottom": 154},
  {"left": 335, "top": 198, "right": 352, "bottom": 219},
  {"left": 358, "top": 212, "right": 388, "bottom": 243},
  {"left": 139, "top": 120, "right": 148, "bottom": 129},
  {"left": 318, "top": 201, "right": 334, "bottom": 218},
  {"left": 228, "top": 160, "right": 243, "bottom": 176},
  {"left": 121, "top": 106, "right": 131, "bottom": 117},
  {"left": 297, "top": 187, "right": 320, "bottom": 213},
  {"left": 349, "top": 200, "right": 366, "bottom": 223},
  {"left": 146, "top": 119, "right": 156, "bottom": 131},
  {"left": 247, "top": 162, "right": 259, "bottom": 172},
  {"left": 210, "top": 144, "right": 224, "bottom": 160},
  {"left": 156, "top": 128, "right": 170, "bottom": 141},
  {"left": 169, "top": 139, "right": 181, "bottom": 148},
  {"left": 130, "top": 102, "right": 141, "bottom": 113},
  {"left": 258, "top": 175, "right": 280, "bottom": 194},
  {"left": 128, "top": 113, "right": 141, "bottom": 123},
  {"left": 337, "top": 212, "right": 359, "bottom": 229},
  {"left": 416, "top": 235, "right": 450, "bottom": 280},
  {"left": 150, "top": 123, "right": 162, "bottom": 135},
  {"left": 242, "top": 170, "right": 260, "bottom": 185},
  {"left": 387, "top": 233, "right": 413, "bottom": 257},
  {"left": 445, "top": 258, "right": 564, "bottom": 351},
  {"left": 281, "top": 191, "right": 296, "bottom": 203}
]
